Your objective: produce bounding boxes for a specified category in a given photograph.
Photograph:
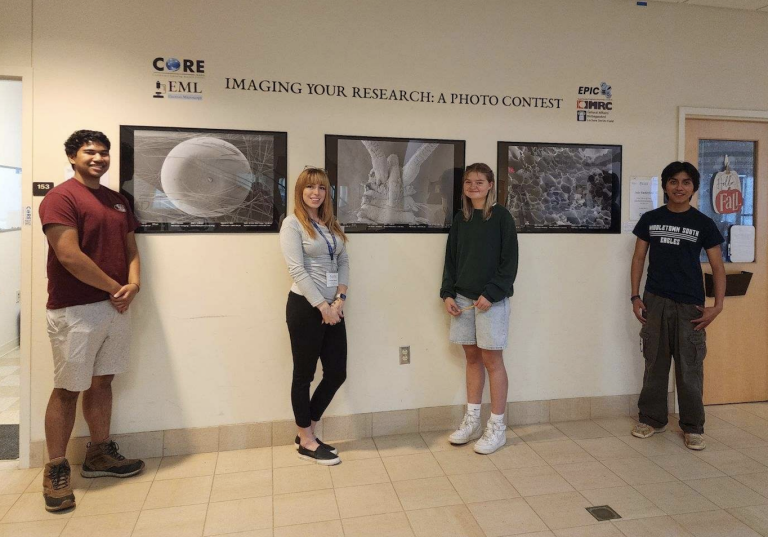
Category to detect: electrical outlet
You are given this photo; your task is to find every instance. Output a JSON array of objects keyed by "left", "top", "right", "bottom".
[
  {"left": 16, "top": 290, "right": 20, "bottom": 304},
  {"left": 399, "top": 346, "right": 410, "bottom": 365}
]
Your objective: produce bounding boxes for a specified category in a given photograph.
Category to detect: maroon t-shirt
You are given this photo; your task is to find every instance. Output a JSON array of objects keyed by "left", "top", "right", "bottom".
[{"left": 39, "top": 178, "right": 140, "bottom": 309}]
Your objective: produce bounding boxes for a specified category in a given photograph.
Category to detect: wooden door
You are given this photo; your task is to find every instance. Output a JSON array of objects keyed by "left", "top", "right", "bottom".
[{"left": 685, "top": 118, "right": 768, "bottom": 404}]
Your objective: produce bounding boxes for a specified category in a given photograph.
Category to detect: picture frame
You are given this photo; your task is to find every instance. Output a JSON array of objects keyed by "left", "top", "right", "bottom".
[
  {"left": 325, "top": 134, "right": 465, "bottom": 233},
  {"left": 497, "top": 141, "right": 622, "bottom": 233},
  {"left": 120, "top": 125, "right": 287, "bottom": 233}
]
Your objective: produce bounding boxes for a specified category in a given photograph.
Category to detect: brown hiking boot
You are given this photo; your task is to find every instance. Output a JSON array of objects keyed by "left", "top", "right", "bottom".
[
  {"left": 80, "top": 440, "right": 145, "bottom": 478},
  {"left": 43, "top": 457, "right": 75, "bottom": 512}
]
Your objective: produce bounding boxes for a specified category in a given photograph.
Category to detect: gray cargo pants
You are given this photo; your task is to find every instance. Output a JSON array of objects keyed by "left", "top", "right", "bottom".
[{"left": 637, "top": 292, "right": 708, "bottom": 435}]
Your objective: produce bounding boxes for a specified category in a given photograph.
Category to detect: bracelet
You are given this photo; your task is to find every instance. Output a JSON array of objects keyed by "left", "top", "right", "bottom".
[
  {"left": 630, "top": 295, "right": 641, "bottom": 303},
  {"left": 129, "top": 283, "right": 141, "bottom": 292}
]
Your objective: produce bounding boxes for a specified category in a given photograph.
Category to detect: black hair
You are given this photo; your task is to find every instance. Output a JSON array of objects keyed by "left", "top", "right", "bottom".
[
  {"left": 64, "top": 130, "right": 111, "bottom": 159},
  {"left": 661, "top": 161, "right": 700, "bottom": 193}
]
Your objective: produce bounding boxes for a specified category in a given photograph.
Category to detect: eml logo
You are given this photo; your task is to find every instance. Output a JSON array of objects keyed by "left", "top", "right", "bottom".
[{"left": 153, "top": 57, "right": 205, "bottom": 74}]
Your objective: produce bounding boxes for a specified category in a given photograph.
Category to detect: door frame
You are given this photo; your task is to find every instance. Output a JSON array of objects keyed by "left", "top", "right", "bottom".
[
  {"left": 0, "top": 68, "right": 33, "bottom": 468},
  {"left": 679, "top": 107, "right": 768, "bottom": 161},
  {"left": 676, "top": 106, "right": 768, "bottom": 412}
]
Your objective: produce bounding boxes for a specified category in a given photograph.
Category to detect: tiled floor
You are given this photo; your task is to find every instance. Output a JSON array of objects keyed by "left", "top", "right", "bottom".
[
  {"left": 0, "top": 348, "right": 19, "bottom": 425},
  {"left": 4, "top": 405, "right": 768, "bottom": 535}
]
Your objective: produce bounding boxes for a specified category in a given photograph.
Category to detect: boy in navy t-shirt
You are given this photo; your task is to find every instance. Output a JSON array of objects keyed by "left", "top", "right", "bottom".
[{"left": 630, "top": 161, "right": 725, "bottom": 450}]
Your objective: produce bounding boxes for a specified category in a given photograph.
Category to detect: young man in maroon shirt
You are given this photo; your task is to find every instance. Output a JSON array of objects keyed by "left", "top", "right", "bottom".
[{"left": 38, "top": 130, "right": 144, "bottom": 512}]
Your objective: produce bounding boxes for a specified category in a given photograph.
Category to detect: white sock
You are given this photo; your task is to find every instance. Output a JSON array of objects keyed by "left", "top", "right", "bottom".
[
  {"left": 490, "top": 412, "right": 505, "bottom": 424},
  {"left": 467, "top": 403, "right": 481, "bottom": 416}
]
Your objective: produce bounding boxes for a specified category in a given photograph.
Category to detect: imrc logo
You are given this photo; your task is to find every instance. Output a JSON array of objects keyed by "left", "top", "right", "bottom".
[
  {"left": 577, "top": 99, "right": 613, "bottom": 110},
  {"left": 152, "top": 57, "right": 205, "bottom": 74}
]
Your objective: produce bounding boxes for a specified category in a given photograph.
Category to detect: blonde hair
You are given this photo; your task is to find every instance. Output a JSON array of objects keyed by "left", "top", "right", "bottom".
[
  {"left": 293, "top": 168, "right": 347, "bottom": 242},
  {"left": 461, "top": 163, "right": 496, "bottom": 221}
]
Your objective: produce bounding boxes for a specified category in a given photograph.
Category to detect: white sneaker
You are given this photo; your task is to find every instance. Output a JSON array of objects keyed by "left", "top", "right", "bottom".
[
  {"left": 448, "top": 412, "right": 482, "bottom": 445},
  {"left": 473, "top": 420, "right": 507, "bottom": 454}
]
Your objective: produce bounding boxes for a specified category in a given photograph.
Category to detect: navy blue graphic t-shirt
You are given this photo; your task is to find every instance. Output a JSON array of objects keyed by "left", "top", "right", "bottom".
[{"left": 633, "top": 206, "right": 724, "bottom": 305}]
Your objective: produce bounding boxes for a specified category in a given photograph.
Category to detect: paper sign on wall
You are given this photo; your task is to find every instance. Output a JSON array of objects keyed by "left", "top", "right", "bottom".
[
  {"left": 729, "top": 225, "right": 755, "bottom": 263},
  {"left": 629, "top": 176, "right": 659, "bottom": 221}
]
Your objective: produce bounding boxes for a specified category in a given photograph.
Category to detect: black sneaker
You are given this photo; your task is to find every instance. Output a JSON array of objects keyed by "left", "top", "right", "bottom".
[
  {"left": 294, "top": 435, "right": 338, "bottom": 454},
  {"left": 297, "top": 444, "right": 341, "bottom": 466}
]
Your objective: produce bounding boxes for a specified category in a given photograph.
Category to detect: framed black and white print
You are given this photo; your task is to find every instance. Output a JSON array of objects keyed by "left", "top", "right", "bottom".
[
  {"left": 325, "top": 134, "right": 465, "bottom": 233},
  {"left": 497, "top": 142, "right": 622, "bottom": 233},
  {"left": 120, "top": 125, "right": 287, "bottom": 233}
]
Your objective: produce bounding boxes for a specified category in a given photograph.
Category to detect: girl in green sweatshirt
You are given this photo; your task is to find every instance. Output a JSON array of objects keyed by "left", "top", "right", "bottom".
[{"left": 440, "top": 163, "right": 519, "bottom": 454}]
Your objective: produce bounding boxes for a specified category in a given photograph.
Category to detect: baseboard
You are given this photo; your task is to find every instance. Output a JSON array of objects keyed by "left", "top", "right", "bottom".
[{"left": 28, "top": 392, "right": 659, "bottom": 467}]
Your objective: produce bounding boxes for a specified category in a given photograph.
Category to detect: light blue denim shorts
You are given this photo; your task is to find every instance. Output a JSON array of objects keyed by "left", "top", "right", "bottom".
[{"left": 449, "top": 294, "right": 510, "bottom": 350}]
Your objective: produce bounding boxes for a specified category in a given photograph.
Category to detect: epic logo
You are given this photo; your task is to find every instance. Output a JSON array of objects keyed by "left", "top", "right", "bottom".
[
  {"left": 153, "top": 57, "right": 205, "bottom": 73},
  {"left": 579, "top": 82, "right": 612, "bottom": 99}
]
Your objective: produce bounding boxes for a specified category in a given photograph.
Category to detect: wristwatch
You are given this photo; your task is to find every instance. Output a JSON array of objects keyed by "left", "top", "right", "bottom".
[
  {"left": 630, "top": 295, "right": 641, "bottom": 303},
  {"left": 335, "top": 293, "right": 346, "bottom": 301}
]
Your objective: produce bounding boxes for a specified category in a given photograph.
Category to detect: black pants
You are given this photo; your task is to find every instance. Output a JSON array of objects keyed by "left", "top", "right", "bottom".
[
  {"left": 286, "top": 292, "right": 347, "bottom": 428},
  {"left": 638, "top": 292, "right": 707, "bottom": 434}
]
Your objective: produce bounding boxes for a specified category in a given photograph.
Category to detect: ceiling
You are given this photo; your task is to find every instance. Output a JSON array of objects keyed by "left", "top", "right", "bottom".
[{"left": 640, "top": 0, "right": 768, "bottom": 11}]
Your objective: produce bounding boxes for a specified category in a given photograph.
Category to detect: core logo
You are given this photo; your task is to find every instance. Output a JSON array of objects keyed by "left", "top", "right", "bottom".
[{"left": 152, "top": 57, "right": 205, "bottom": 74}]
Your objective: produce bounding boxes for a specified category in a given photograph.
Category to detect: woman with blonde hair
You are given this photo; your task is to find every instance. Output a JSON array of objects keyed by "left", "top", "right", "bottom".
[
  {"left": 440, "top": 163, "right": 518, "bottom": 455},
  {"left": 280, "top": 167, "right": 349, "bottom": 465}
]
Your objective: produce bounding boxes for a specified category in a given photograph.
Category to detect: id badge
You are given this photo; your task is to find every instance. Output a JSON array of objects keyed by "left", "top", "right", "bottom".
[{"left": 326, "top": 272, "right": 339, "bottom": 287}]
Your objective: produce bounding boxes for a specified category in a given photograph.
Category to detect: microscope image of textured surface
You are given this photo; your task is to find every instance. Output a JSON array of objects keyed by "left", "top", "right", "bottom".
[{"left": 501, "top": 144, "right": 620, "bottom": 231}]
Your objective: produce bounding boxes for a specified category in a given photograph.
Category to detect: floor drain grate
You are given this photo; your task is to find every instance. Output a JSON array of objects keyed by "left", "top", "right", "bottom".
[{"left": 586, "top": 505, "right": 621, "bottom": 522}]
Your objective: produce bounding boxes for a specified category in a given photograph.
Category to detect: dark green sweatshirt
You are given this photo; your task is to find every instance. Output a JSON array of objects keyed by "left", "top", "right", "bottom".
[{"left": 440, "top": 205, "right": 519, "bottom": 303}]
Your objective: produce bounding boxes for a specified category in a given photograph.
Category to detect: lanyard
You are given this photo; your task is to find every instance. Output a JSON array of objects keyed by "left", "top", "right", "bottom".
[{"left": 311, "top": 220, "right": 336, "bottom": 261}]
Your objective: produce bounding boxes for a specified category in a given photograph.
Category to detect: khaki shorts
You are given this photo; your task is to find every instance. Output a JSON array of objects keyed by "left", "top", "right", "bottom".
[{"left": 46, "top": 300, "right": 131, "bottom": 392}]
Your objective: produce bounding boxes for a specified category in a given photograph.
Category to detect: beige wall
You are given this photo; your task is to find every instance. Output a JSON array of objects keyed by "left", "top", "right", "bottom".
[
  {"left": 0, "top": 0, "right": 31, "bottom": 67},
  {"left": 1, "top": 0, "right": 767, "bottom": 443}
]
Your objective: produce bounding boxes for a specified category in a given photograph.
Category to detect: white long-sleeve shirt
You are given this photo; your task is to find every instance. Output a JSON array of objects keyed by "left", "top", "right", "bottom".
[{"left": 279, "top": 214, "right": 350, "bottom": 307}]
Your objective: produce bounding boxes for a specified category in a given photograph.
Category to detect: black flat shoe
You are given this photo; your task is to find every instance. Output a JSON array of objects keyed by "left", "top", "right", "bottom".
[
  {"left": 295, "top": 435, "right": 338, "bottom": 455},
  {"left": 297, "top": 444, "right": 341, "bottom": 466}
]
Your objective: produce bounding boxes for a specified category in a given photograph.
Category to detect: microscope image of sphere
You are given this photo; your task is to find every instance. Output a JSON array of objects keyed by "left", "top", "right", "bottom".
[{"left": 160, "top": 137, "right": 254, "bottom": 218}]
